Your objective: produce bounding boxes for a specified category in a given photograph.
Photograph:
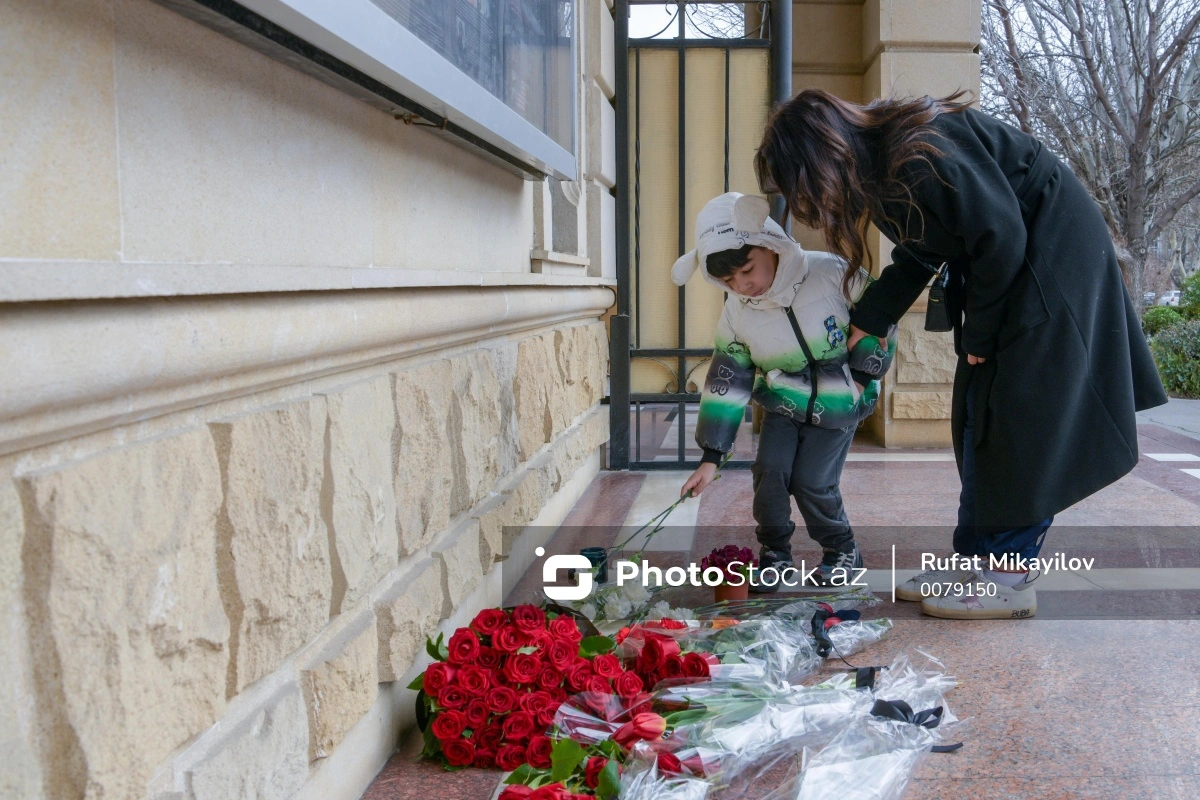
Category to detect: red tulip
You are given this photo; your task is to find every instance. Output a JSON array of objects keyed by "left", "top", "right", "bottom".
[{"left": 612, "top": 712, "right": 667, "bottom": 749}]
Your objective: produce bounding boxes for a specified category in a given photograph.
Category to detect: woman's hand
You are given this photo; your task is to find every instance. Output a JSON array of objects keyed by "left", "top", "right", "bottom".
[
  {"left": 681, "top": 462, "right": 718, "bottom": 498},
  {"left": 847, "top": 325, "right": 871, "bottom": 351},
  {"left": 967, "top": 354, "right": 987, "bottom": 365}
]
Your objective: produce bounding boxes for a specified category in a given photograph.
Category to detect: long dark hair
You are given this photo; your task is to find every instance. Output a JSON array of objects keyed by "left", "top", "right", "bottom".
[{"left": 754, "top": 90, "right": 970, "bottom": 299}]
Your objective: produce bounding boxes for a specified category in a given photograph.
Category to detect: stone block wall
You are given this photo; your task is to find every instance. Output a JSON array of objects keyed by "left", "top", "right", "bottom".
[{"left": 1, "top": 316, "right": 610, "bottom": 800}]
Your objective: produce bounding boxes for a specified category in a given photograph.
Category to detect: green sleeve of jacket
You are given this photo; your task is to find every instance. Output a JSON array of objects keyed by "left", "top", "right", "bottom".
[{"left": 695, "top": 307, "right": 754, "bottom": 455}]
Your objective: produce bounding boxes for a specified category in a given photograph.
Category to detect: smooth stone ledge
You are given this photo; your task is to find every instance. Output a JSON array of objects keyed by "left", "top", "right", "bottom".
[
  {"left": 0, "top": 261, "right": 617, "bottom": 302},
  {"left": 0, "top": 285, "right": 613, "bottom": 456}
]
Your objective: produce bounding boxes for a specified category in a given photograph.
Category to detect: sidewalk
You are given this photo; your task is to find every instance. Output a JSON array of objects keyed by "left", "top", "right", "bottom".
[
  {"left": 365, "top": 421, "right": 1200, "bottom": 799},
  {"left": 1137, "top": 397, "right": 1200, "bottom": 441}
]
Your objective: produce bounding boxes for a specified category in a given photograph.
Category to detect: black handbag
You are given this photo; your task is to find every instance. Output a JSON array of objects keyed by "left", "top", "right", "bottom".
[{"left": 924, "top": 263, "right": 952, "bottom": 332}]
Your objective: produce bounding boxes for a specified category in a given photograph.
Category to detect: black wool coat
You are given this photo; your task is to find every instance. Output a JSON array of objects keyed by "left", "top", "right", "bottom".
[{"left": 850, "top": 107, "right": 1167, "bottom": 528}]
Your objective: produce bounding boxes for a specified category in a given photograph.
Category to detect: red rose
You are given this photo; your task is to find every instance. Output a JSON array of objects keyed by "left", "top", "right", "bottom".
[
  {"left": 502, "top": 711, "right": 537, "bottom": 742},
  {"left": 536, "top": 702, "right": 559, "bottom": 729},
  {"left": 584, "top": 756, "right": 608, "bottom": 789},
  {"left": 639, "top": 635, "right": 680, "bottom": 672},
  {"left": 526, "top": 629, "right": 554, "bottom": 652},
  {"left": 423, "top": 662, "right": 457, "bottom": 694},
  {"left": 530, "top": 786, "right": 569, "bottom": 800},
  {"left": 477, "top": 647, "right": 504, "bottom": 670},
  {"left": 518, "top": 692, "right": 540, "bottom": 715},
  {"left": 586, "top": 674, "right": 611, "bottom": 696},
  {"left": 471, "top": 608, "right": 508, "bottom": 636},
  {"left": 682, "top": 652, "right": 710, "bottom": 679},
  {"left": 545, "top": 639, "right": 576, "bottom": 672},
  {"left": 657, "top": 751, "right": 683, "bottom": 774},
  {"left": 473, "top": 748, "right": 496, "bottom": 769},
  {"left": 457, "top": 665, "right": 492, "bottom": 697},
  {"left": 592, "top": 653, "right": 622, "bottom": 679},
  {"left": 565, "top": 663, "right": 593, "bottom": 693},
  {"left": 486, "top": 686, "right": 519, "bottom": 714},
  {"left": 549, "top": 687, "right": 568, "bottom": 704},
  {"left": 613, "top": 670, "right": 644, "bottom": 699},
  {"left": 437, "top": 685, "right": 469, "bottom": 710},
  {"left": 430, "top": 709, "right": 467, "bottom": 740},
  {"left": 504, "top": 653, "right": 542, "bottom": 685},
  {"left": 447, "top": 628, "right": 481, "bottom": 665},
  {"left": 661, "top": 656, "right": 684, "bottom": 680},
  {"left": 614, "top": 627, "right": 631, "bottom": 644},
  {"left": 582, "top": 689, "right": 610, "bottom": 717},
  {"left": 536, "top": 666, "right": 562, "bottom": 690},
  {"left": 464, "top": 700, "right": 490, "bottom": 729},
  {"left": 647, "top": 618, "right": 687, "bottom": 630},
  {"left": 441, "top": 736, "right": 475, "bottom": 767},
  {"left": 526, "top": 734, "right": 554, "bottom": 769},
  {"left": 499, "top": 787, "right": 532, "bottom": 800},
  {"left": 495, "top": 743, "right": 527, "bottom": 770},
  {"left": 613, "top": 712, "right": 667, "bottom": 749},
  {"left": 475, "top": 724, "right": 503, "bottom": 752},
  {"left": 511, "top": 604, "right": 546, "bottom": 635},
  {"left": 493, "top": 624, "right": 525, "bottom": 653},
  {"left": 549, "top": 615, "right": 583, "bottom": 643},
  {"left": 680, "top": 754, "right": 708, "bottom": 777}
]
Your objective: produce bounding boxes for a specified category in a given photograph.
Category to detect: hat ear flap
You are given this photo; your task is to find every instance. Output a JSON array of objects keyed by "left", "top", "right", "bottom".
[
  {"left": 732, "top": 194, "right": 771, "bottom": 232},
  {"left": 671, "top": 250, "right": 701, "bottom": 286}
]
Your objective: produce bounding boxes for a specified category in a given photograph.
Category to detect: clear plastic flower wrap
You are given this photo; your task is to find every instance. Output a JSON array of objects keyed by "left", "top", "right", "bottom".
[
  {"left": 616, "top": 618, "right": 824, "bottom": 685},
  {"left": 789, "top": 713, "right": 937, "bottom": 800},
  {"left": 618, "top": 757, "right": 712, "bottom": 800},
  {"left": 691, "top": 588, "right": 880, "bottom": 620}
]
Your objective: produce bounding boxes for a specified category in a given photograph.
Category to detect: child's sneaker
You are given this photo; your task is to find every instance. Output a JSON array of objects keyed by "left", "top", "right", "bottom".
[
  {"left": 750, "top": 547, "right": 795, "bottom": 593},
  {"left": 895, "top": 562, "right": 975, "bottom": 602},
  {"left": 813, "top": 541, "right": 863, "bottom": 588},
  {"left": 920, "top": 572, "right": 1037, "bottom": 619}
]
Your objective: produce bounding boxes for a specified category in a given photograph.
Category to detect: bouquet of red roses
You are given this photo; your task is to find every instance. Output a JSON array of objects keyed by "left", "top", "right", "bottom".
[{"left": 699, "top": 545, "right": 757, "bottom": 583}]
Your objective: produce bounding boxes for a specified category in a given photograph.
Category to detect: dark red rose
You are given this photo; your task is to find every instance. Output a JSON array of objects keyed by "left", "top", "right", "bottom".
[
  {"left": 457, "top": 665, "right": 492, "bottom": 697},
  {"left": 447, "top": 629, "right": 481, "bottom": 665},
  {"left": 423, "top": 662, "right": 457, "bottom": 694},
  {"left": 498, "top": 787, "right": 532, "bottom": 800},
  {"left": 613, "top": 670, "right": 644, "bottom": 699},
  {"left": 502, "top": 711, "right": 536, "bottom": 742},
  {"left": 477, "top": 646, "right": 503, "bottom": 670},
  {"left": 661, "top": 656, "right": 684, "bottom": 679},
  {"left": 430, "top": 709, "right": 467, "bottom": 741},
  {"left": 586, "top": 674, "right": 611, "bottom": 696},
  {"left": 441, "top": 736, "right": 475, "bottom": 767},
  {"left": 475, "top": 724, "right": 503, "bottom": 752},
  {"left": 526, "top": 629, "right": 554, "bottom": 652},
  {"left": 526, "top": 734, "right": 554, "bottom": 769},
  {"left": 639, "top": 635, "right": 681, "bottom": 672},
  {"left": 582, "top": 690, "right": 609, "bottom": 717},
  {"left": 485, "top": 686, "right": 519, "bottom": 714},
  {"left": 679, "top": 754, "right": 708, "bottom": 777},
  {"left": 536, "top": 702, "right": 558, "bottom": 729},
  {"left": 565, "top": 663, "right": 593, "bottom": 693},
  {"left": 657, "top": 752, "right": 682, "bottom": 774},
  {"left": 471, "top": 608, "right": 508, "bottom": 636},
  {"left": 592, "top": 653, "right": 622, "bottom": 679},
  {"left": 529, "top": 786, "right": 569, "bottom": 800},
  {"left": 495, "top": 743, "right": 527, "bottom": 771},
  {"left": 584, "top": 756, "right": 608, "bottom": 789},
  {"left": 545, "top": 639, "right": 576, "bottom": 672},
  {"left": 504, "top": 653, "right": 542, "bottom": 685},
  {"left": 549, "top": 687, "right": 568, "bottom": 704},
  {"left": 549, "top": 615, "right": 583, "bottom": 643},
  {"left": 493, "top": 624, "right": 525, "bottom": 653},
  {"left": 536, "top": 666, "right": 562, "bottom": 690},
  {"left": 519, "top": 692, "right": 541, "bottom": 715},
  {"left": 464, "top": 700, "right": 489, "bottom": 729},
  {"left": 473, "top": 748, "right": 496, "bottom": 769},
  {"left": 511, "top": 604, "right": 546, "bottom": 634},
  {"left": 437, "top": 685, "right": 469, "bottom": 710},
  {"left": 682, "top": 652, "right": 710, "bottom": 679}
]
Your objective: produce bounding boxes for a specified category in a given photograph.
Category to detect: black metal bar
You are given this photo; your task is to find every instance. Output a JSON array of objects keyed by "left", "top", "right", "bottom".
[
  {"left": 630, "top": 39, "right": 770, "bottom": 49},
  {"left": 633, "top": 348, "right": 714, "bottom": 358},
  {"left": 631, "top": 393, "right": 702, "bottom": 403},
  {"left": 634, "top": 48, "right": 642, "bottom": 350},
  {"left": 610, "top": 0, "right": 632, "bottom": 470},
  {"left": 635, "top": 400, "right": 641, "bottom": 462},
  {"left": 677, "top": 28, "right": 687, "bottom": 463},
  {"left": 768, "top": 0, "right": 793, "bottom": 225}
]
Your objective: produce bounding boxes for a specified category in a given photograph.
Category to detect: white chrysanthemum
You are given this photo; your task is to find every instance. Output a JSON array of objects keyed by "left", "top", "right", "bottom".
[
  {"left": 647, "top": 600, "right": 673, "bottom": 619},
  {"left": 579, "top": 603, "right": 597, "bottom": 621}
]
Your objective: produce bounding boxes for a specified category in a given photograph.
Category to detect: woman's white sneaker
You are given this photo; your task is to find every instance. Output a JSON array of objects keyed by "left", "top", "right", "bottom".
[
  {"left": 920, "top": 573, "right": 1037, "bottom": 619},
  {"left": 895, "top": 565, "right": 974, "bottom": 602}
]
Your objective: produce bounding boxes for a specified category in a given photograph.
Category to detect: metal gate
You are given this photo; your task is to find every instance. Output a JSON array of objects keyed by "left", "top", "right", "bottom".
[{"left": 609, "top": 0, "right": 791, "bottom": 470}]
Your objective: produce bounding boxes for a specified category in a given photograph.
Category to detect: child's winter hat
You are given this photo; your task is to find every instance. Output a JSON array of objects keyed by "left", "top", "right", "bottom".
[{"left": 670, "top": 192, "right": 791, "bottom": 287}]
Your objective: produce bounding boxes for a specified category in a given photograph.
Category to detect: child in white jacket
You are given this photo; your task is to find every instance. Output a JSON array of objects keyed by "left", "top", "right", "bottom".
[{"left": 677, "top": 193, "right": 897, "bottom": 591}]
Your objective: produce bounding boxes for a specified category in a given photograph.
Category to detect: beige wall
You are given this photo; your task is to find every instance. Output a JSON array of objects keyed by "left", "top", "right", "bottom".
[
  {"left": 0, "top": 1, "right": 616, "bottom": 799},
  {"left": 791, "top": 0, "right": 981, "bottom": 447}
]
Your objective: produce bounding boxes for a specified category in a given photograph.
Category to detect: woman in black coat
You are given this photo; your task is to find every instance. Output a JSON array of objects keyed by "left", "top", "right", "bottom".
[{"left": 755, "top": 91, "right": 1167, "bottom": 619}]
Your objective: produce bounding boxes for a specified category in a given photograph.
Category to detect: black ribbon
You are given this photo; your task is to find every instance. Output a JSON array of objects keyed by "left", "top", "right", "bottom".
[
  {"left": 870, "top": 699, "right": 964, "bottom": 753},
  {"left": 809, "top": 607, "right": 861, "bottom": 659}
]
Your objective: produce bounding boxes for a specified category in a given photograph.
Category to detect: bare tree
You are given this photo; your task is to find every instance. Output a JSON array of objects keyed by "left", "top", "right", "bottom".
[{"left": 981, "top": 0, "right": 1200, "bottom": 304}]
